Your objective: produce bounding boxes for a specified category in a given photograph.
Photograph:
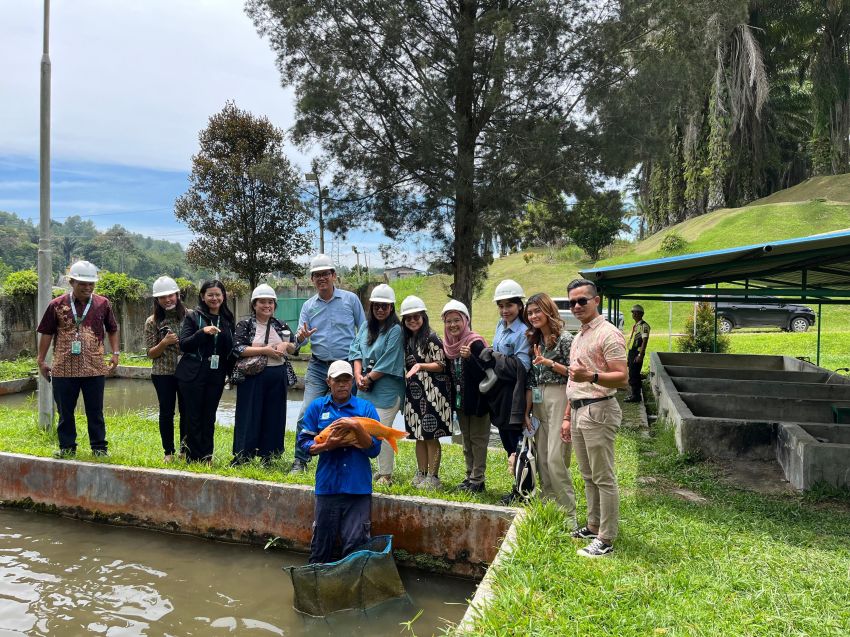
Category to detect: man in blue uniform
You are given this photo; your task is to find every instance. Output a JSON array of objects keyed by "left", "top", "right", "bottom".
[
  {"left": 297, "top": 360, "right": 382, "bottom": 563},
  {"left": 291, "top": 254, "right": 367, "bottom": 473}
]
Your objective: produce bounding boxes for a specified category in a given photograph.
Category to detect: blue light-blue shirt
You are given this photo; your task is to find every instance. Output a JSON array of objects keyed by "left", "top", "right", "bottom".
[
  {"left": 297, "top": 394, "right": 382, "bottom": 495},
  {"left": 493, "top": 318, "right": 531, "bottom": 370},
  {"left": 296, "top": 287, "right": 367, "bottom": 361},
  {"left": 349, "top": 323, "right": 405, "bottom": 409}
]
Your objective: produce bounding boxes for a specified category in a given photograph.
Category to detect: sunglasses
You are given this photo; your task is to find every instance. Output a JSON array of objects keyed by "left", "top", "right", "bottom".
[
  {"left": 568, "top": 297, "right": 595, "bottom": 308},
  {"left": 404, "top": 314, "right": 423, "bottom": 322},
  {"left": 372, "top": 303, "right": 392, "bottom": 310}
]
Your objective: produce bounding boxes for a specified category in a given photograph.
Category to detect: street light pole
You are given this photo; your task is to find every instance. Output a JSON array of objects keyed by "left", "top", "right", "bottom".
[
  {"left": 304, "top": 172, "right": 324, "bottom": 253},
  {"left": 37, "top": 0, "right": 54, "bottom": 431}
]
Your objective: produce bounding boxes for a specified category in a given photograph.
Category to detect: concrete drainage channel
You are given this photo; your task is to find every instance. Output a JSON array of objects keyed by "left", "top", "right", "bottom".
[
  {"left": 0, "top": 452, "right": 519, "bottom": 630},
  {"left": 650, "top": 352, "right": 850, "bottom": 490}
]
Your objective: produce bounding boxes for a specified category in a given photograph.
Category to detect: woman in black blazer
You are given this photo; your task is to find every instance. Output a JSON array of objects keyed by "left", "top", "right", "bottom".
[{"left": 176, "top": 280, "right": 235, "bottom": 463}]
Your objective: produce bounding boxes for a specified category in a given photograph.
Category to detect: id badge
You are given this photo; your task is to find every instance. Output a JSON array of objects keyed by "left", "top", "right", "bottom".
[
  {"left": 70, "top": 340, "right": 82, "bottom": 355},
  {"left": 209, "top": 354, "right": 220, "bottom": 370},
  {"left": 532, "top": 387, "right": 543, "bottom": 404}
]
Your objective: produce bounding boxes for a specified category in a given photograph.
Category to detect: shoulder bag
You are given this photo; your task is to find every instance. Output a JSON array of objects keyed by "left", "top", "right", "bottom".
[{"left": 231, "top": 321, "right": 271, "bottom": 385}]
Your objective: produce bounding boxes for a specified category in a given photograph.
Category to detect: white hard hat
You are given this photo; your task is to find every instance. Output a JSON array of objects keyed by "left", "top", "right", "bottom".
[
  {"left": 441, "top": 299, "right": 470, "bottom": 320},
  {"left": 493, "top": 279, "right": 525, "bottom": 302},
  {"left": 369, "top": 283, "right": 396, "bottom": 304},
  {"left": 399, "top": 295, "right": 427, "bottom": 317},
  {"left": 251, "top": 283, "right": 277, "bottom": 302},
  {"left": 68, "top": 260, "right": 99, "bottom": 283},
  {"left": 309, "top": 253, "right": 336, "bottom": 274},
  {"left": 152, "top": 276, "right": 180, "bottom": 297}
]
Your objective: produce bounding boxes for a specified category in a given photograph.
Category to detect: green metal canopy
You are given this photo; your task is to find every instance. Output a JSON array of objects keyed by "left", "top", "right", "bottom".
[
  {"left": 579, "top": 229, "right": 850, "bottom": 304},
  {"left": 578, "top": 229, "right": 850, "bottom": 364}
]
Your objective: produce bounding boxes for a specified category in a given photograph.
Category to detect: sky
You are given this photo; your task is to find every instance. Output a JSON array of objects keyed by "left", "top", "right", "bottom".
[{"left": 0, "top": 0, "right": 407, "bottom": 268}]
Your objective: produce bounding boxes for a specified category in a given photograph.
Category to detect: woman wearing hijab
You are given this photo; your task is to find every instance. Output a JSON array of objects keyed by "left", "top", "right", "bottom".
[{"left": 441, "top": 300, "right": 490, "bottom": 493}]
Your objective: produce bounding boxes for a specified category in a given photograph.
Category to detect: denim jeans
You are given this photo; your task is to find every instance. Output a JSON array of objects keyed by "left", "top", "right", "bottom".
[{"left": 293, "top": 359, "right": 332, "bottom": 462}]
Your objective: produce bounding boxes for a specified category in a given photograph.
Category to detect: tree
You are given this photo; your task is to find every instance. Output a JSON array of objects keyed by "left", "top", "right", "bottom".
[
  {"left": 247, "top": 0, "right": 617, "bottom": 312},
  {"left": 567, "top": 190, "right": 625, "bottom": 262},
  {"left": 676, "top": 302, "right": 731, "bottom": 353},
  {"left": 174, "top": 101, "right": 312, "bottom": 290}
]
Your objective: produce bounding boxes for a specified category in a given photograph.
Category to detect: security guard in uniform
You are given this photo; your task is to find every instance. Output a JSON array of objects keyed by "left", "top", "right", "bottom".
[{"left": 625, "top": 305, "right": 650, "bottom": 403}]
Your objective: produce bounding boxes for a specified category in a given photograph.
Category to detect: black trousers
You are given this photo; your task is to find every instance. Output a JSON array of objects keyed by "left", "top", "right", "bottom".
[
  {"left": 52, "top": 375, "right": 107, "bottom": 452},
  {"left": 498, "top": 428, "right": 523, "bottom": 456},
  {"left": 627, "top": 350, "right": 643, "bottom": 399},
  {"left": 233, "top": 364, "right": 287, "bottom": 462},
  {"left": 151, "top": 374, "right": 185, "bottom": 455},
  {"left": 179, "top": 365, "right": 226, "bottom": 462},
  {"left": 309, "top": 494, "right": 372, "bottom": 564}
]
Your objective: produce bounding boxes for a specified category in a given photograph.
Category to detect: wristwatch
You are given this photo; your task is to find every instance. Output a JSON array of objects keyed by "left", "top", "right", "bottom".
[{"left": 592, "top": 372, "right": 599, "bottom": 384}]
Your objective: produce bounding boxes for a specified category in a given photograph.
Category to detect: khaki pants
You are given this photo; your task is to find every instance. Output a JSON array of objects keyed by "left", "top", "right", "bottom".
[
  {"left": 458, "top": 411, "right": 490, "bottom": 485},
  {"left": 375, "top": 397, "right": 402, "bottom": 477},
  {"left": 532, "top": 384, "right": 576, "bottom": 527},
  {"left": 571, "top": 397, "right": 621, "bottom": 542}
]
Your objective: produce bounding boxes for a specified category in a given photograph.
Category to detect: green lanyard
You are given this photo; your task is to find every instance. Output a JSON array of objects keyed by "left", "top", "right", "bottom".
[
  {"left": 69, "top": 294, "right": 93, "bottom": 335},
  {"left": 199, "top": 314, "right": 220, "bottom": 351}
]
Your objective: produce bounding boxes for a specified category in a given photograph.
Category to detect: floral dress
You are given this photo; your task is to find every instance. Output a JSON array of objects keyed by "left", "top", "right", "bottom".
[{"left": 403, "top": 331, "right": 453, "bottom": 440}]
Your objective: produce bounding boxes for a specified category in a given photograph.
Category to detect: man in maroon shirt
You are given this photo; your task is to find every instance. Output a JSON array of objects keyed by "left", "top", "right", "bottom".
[{"left": 36, "top": 261, "right": 120, "bottom": 457}]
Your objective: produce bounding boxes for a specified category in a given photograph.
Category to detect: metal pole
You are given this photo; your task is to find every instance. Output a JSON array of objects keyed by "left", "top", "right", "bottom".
[
  {"left": 37, "top": 0, "right": 54, "bottom": 431},
  {"left": 668, "top": 301, "right": 672, "bottom": 351},
  {"left": 713, "top": 285, "right": 718, "bottom": 353},
  {"left": 816, "top": 303, "right": 822, "bottom": 366},
  {"left": 317, "top": 178, "right": 324, "bottom": 254}
]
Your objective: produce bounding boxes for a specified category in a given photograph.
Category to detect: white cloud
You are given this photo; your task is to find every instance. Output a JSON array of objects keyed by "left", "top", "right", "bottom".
[{"left": 0, "top": 0, "right": 311, "bottom": 173}]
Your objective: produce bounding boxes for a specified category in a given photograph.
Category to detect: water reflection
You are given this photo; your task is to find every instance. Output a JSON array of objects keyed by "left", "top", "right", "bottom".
[{"left": 0, "top": 508, "right": 473, "bottom": 636}]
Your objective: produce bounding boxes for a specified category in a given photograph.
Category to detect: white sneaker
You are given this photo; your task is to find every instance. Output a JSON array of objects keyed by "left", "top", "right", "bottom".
[{"left": 411, "top": 471, "right": 427, "bottom": 488}]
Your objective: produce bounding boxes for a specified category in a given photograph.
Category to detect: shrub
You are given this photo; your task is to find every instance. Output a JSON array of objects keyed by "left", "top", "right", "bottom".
[
  {"left": 175, "top": 277, "right": 198, "bottom": 301},
  {"left": 2, "top": 269, "right": 38, "bottom": 298},
  {"left": 95, "top": 271, "right": 146, "bottom": 304},
  {"left": 676, "top": 302, "right": 730, "bottom": 353},
  {"left": 660, "top": 232, "right": 688, "bottom": 255},
  {"left": 221, "top": 277, "right": 249, "bottom": 299}
]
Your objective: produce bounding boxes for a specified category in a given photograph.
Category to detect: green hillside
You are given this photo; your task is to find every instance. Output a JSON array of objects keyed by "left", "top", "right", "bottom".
[{"left": 391, "top": 175, "right": 850, "bottom": 348}]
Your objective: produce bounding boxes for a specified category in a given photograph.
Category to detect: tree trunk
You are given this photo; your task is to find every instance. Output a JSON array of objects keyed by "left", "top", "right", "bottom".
[{"left": 451, "top": 0, "right": 478, "bottom": 317}]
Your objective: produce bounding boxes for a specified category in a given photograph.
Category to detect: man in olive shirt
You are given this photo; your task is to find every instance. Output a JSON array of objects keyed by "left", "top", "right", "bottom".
[{"left": 625, "top": 304, "right": 650, "bottom": 403}]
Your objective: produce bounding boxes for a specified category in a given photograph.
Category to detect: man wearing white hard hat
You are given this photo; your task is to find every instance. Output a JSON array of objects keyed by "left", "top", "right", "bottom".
[
  {"left": 143, "top": 276, "right": 187, "bottom": 461},
  {"left": 36, "top": 260, "right": 119, "bottom": 457},
  {"left": 290, "top": 254, "right": 367, "bottom": 473}
]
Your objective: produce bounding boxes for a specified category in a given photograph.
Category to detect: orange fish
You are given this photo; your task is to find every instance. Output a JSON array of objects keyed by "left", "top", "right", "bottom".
[{"left": 313, "top": 417, "right": 408, "bottom": 453}]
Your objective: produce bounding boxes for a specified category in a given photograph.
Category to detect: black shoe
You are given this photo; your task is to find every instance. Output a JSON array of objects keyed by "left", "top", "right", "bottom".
[
  {"left": 577, "top": 538, "right": 614, "bottom": 558},
  {"left": 499, "top": 491, "right": 519, "bottom": 505},
  {"left": 289, "top": 458, "right": 309, "bottom": 473},
  {"left": 53, "top": 448, "right": 75, "bottom": 459},
  {"left": 624, "top": 396, "right": 641, "bottom": 403},
  {"left": 571, "top": 525, "right": 598, "bottom": 539},
  {"left": 92, "top": 449, "right": 108, "bottom": 457},
  {"left": 456, "top": 480, "right": 485, "bottom": 494}
]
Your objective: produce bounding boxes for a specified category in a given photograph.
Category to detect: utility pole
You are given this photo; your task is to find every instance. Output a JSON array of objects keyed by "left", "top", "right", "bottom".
[
  {"left": 37, "top": 0, "right": 54, "bottom": 431},
  {"left": 305, "top": 172, "right": 325, "bottom": 253}
]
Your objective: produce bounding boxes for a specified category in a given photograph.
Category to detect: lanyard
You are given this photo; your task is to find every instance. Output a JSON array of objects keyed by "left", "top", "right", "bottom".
[
  {"left": 199, "top": 314, "right": 221, "bottom": 351},
  {"left": 69, "top": 294, "right": 93, "bottom": 333}
]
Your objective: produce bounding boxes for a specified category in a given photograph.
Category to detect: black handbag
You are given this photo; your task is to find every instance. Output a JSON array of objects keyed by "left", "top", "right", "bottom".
[{"left": 231, "top": 321, "right": 271, "bottom": 385}]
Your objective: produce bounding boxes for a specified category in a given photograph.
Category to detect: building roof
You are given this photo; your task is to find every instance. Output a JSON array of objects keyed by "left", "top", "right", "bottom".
[{"left": 579, "top": 229, "right": 850, "bottom": 304}]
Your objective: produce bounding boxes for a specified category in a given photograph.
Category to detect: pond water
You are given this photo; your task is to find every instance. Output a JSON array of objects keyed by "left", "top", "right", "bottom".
[
  {"left": 0, "top": 380, "right": 405, "bottom": 430},
  {"left": 0, "top": 507, "right": 474, "bottom": 636}
]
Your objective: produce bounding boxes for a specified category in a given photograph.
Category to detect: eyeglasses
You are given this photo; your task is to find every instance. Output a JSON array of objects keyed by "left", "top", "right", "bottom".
[
  {"left": 311, "top": 270, "right": 334, "bottom": 279},
  {"left": 568, "top": 297, "right": 594, "bottom": 308},
  {"left": 404, "top": 314, "right": 423, "bottom": 322}
]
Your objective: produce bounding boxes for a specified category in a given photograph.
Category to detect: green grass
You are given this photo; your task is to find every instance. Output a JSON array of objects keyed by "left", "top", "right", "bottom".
[
  {"left": 0, "top": 358, "right": 36, "bottom": 382},
  {"left": 463, "top": 397, "right": 850, "bottom": 637},
  {"left": 0, "top": 406, "right": 512, "bottom": 505},
  {"left": 748, "top": 174, "right": 850, "bottom": 205}
]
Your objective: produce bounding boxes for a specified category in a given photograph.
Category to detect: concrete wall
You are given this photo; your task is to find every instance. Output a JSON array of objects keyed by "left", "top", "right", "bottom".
[
  {"left": 777, "top": 423, "right": 850, "bottom": 490},
  {"left": 0, "top": 453, "right": 514, "bottom": 578},
  {"left": 0, "top": 296, "right": 37, "bottom": 360}
]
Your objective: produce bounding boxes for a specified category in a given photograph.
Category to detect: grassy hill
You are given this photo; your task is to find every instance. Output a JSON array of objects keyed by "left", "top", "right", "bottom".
[{"left": 390, "top": 175, "right": 850, "bottom": 359}]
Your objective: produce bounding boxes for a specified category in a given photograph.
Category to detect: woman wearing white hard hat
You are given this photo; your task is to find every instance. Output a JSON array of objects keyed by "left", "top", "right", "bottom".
[
  {"left": 482, "top": 279, "right": 531, "bottom": 500},
  {"left": 349, "top": 283, "right": 405, "bottom": 485},
  {"left": 441, "top": 299, "right": 490, "bottom": 493},
  {"left": 175, "top": 279, "right": 236, "bottom": 463},
  {"left": 399, "top": 296, "right": 452, "bottom": 490},
  {"left": 143, "top": 276, "right": 187, "bottom": 461},
  {"left": 231, "top": 283, "right": 296, "bottom": 465}
]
